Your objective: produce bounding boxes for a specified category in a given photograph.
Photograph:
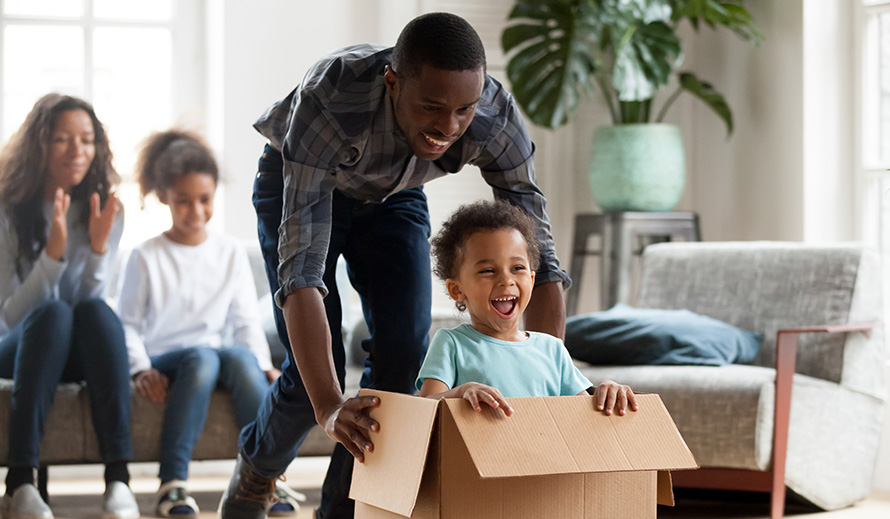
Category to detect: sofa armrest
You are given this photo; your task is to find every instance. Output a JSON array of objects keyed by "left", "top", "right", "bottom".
[{"left": 769, "top": 321, "right": 881, "bottom": 517}]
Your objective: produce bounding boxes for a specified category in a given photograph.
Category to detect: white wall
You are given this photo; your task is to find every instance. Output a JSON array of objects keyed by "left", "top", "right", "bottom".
[{"left": 212, "top": 0, "right": 417, "bottom": 241}]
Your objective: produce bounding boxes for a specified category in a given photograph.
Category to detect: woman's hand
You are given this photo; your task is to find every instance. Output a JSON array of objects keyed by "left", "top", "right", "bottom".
[
  {"left": 89, "top": 191, "right": 119, "bottom": 255},
  {"left": 134, "top": 369, "right": 169, "bottom": 403},
  {"left": 45, "top": 188, "right": 71, "bottom": 261}
]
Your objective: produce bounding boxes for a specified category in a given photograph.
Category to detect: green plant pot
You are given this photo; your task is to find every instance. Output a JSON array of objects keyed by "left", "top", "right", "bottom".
[{"left": 589, "top": 124, "right": 686, "bottom": 212}]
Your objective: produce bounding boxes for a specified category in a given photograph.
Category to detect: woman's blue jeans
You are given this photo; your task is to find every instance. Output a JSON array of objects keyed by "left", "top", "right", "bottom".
[
  {"left": 151, "top": 346, "right": 269, "bottom": 483},
  {"left": 0, "top": 298, "right": 133, "bottom": 469},
  {"left": 238, "top": 144, "right": 432, "bottom": 519}
]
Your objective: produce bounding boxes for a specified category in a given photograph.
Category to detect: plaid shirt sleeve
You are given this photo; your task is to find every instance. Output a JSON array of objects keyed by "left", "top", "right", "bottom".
[
  {"left": 475, "top": 100, "right": 571, "bottom": 289},
  {"left": 275, "top": 91, "right": 350, "bottom": 306}
]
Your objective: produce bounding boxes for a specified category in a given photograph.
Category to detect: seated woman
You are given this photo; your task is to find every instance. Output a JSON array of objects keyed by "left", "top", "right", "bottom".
[{"left": 0, "top": 94, "right": 138, "bottom": 519}]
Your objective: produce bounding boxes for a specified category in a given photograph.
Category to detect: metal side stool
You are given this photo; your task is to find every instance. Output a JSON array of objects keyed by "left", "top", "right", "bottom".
[{"left": 566, "top": 211, "right": 700, "bottom": 315}]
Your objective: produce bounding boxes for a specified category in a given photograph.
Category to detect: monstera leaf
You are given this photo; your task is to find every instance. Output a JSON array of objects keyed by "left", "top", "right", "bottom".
[
  {"left": 502, "top": 0, "right": 760, "bottom": 133},
  {"left": 502, "top": 0, "right": 600, "bottom": 129}
]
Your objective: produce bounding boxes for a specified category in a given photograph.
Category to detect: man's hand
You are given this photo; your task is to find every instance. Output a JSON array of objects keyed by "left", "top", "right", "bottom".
[
  {"left": 282, "top": 288, "right": 381, "bottom": 462},
  {"left": 320, "top": 395, "right": 380, "bottom": 462},
  {"left": 524, "top": 281, "right": 566, "bottom": 340},
  {"left": 591, "top": 380, "right": 638, "bottom": 416},
  {"left": 134, "top": 369, "right": 169, "bottom": 403}
]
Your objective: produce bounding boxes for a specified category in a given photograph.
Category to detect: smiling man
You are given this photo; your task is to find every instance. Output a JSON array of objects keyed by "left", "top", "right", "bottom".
[{"left": 218, "top": 12, "right": 570, "bottom": 519}]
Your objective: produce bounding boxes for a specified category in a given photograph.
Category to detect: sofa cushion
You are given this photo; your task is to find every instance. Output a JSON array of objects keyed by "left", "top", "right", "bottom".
[{"left": 565, "top": 304, "right": 761, "bottom": 366}]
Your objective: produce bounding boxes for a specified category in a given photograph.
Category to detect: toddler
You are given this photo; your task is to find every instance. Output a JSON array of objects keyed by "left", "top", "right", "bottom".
[{"left": 417, "top": 200, "right": 637, "bottom": 415}]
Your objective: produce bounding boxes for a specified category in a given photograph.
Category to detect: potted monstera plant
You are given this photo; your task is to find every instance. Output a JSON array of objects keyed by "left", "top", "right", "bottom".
[{"left": 502, "top": 0, "right": 761, "bottom": 211}]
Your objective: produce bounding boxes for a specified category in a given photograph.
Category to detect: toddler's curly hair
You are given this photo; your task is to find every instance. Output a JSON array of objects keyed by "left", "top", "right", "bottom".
[{"left": 431, "top": 200, "right": 540, "bottom": 310}]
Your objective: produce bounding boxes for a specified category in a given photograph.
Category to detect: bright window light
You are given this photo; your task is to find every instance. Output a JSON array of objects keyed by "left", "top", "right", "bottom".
[
  {"left": 2, "top": 25, "right": 85, "bottom": 137},
  {"left": 3, "top": 0, "right": 83, "bottom": 17},
  {"left": 92, "top": 0, "right": 172, "bottom": 21}
]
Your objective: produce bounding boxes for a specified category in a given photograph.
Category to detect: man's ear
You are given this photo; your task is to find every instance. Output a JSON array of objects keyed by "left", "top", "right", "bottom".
[
  {"left": 157, "top": 190, "right": 168, "bottom": 205},
  {"left": 445, "top": 278, "right": 465, "bottom": 304},
  {"left": 384, "top": 65, "right": 398, "bottom": 96}
]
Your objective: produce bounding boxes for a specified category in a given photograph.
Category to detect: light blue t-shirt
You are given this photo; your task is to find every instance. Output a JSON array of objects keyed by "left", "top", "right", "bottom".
[{"left": 416, "top": 324, "right": 592, "bottom": 397}]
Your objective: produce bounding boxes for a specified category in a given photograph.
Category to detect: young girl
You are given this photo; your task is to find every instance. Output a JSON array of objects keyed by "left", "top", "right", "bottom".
[
  {"left": 0, "top": 94, "right": 138, "bottom": 519},
  {"left": 117, "top": 130, "right": 300, "bottom": 517},
  {"left": 417, "top": 200, "right": 638, "bottom": 415}
]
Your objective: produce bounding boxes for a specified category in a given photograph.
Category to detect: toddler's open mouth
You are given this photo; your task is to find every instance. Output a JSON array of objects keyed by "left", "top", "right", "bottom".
[{"left": 491, "top": 296, "right": 517, "bottom": 318}]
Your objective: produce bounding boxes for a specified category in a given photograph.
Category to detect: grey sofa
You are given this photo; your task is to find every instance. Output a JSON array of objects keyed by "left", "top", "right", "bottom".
[
  {"left": 0, "top": 247, "right": 338, "bottom": 469},
  {"left": 575, "top": 242, "right": 886, "bottom": 518}
]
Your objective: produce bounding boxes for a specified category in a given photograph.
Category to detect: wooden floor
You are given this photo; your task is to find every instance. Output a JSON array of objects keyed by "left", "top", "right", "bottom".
[{"left": 9, "top": 459, "right": 890, "bottom": 519}]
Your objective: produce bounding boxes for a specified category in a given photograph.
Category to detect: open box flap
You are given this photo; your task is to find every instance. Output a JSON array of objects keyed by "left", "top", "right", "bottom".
[
  {"left": 349, "top": 389, "right": 439, "bottom": 517},
  {"left": 444, "top": 393, "right": 698, "bottom": 478}
]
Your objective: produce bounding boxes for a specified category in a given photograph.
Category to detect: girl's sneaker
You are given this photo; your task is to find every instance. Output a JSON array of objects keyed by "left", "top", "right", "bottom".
[{"left": 156, "top": 480, "right": 199, "bottom": 518}]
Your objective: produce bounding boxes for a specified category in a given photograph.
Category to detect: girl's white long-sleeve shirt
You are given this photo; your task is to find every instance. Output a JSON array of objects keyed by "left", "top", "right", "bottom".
[
  {"left": 0, "top": 200, "right": 123, "bottom": 337},
  {"left": 117, "top": 232, "right": 273, "bottom": 376}
]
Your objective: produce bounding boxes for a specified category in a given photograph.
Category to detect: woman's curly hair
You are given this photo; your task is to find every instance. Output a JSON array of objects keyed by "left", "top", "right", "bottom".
[{"left": 0, "top": 93, "right": 118, "bottom": 263}]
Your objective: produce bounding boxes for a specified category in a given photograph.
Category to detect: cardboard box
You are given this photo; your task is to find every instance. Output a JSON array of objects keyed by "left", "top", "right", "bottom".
[{"left": 350, "top": 389, "right": 698, "bottom": 519}]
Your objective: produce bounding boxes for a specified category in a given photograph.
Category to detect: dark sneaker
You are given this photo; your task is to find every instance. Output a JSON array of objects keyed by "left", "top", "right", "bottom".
[{"left": 217, "top": 455, "right": 276, "bottom": 519}]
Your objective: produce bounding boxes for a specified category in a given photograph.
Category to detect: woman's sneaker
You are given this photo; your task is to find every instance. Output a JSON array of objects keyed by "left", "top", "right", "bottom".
[
  {"left": 266, "top": 482, "right": 307, "bottom": 517},
  {"left": 156, "top": 480, "right": 198, "bottom": 518},
  {"left": 1, "top": 484, "right": 53, "bottom": 519},
  {"left": 102, "top": 481, "right": 140, "bottom": 519}
]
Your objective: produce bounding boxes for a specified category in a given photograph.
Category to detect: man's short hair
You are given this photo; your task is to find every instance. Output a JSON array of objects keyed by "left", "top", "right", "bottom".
[{"left": 391, "top": 12, "right": 486, "bottom": 78}]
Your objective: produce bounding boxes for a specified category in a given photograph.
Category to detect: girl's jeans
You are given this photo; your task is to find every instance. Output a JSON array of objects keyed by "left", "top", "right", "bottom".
[
  {"left": 238, "top": 144, "right": 432, "bottom": 519},
  {"left": 151, "top": 346, "right": 269, "bottom": 482},
  {"left": 0, "top": 298, "right": 133, "bottom": 469}
]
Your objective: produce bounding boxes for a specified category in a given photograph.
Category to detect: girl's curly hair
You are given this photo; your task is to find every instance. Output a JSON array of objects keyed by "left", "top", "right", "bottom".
[{"left": 134, "top": 129, "right": 218, "bottom": 202}]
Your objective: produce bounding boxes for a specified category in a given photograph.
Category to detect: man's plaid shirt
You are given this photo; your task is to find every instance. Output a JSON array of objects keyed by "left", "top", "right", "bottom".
[{"left": 254, "top": 44, "right": 569, "bottom": 306}]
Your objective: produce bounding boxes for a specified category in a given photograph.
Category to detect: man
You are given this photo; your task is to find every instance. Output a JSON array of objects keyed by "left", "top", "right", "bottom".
[{"left": 218, "top": 12, "right": 569, "bottom": 519}]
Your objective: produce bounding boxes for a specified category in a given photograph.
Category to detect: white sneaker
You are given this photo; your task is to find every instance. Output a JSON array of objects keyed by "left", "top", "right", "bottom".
[
  {"left": 266, "top": 481, "right": 306, "bottom": 517},
  {"left": 102, "top": 481, "right": 140, "bottom": 519},
  {"left": 156, "top": 480, "right": 198, "bottom": 519},
  {"left": 1, "top": 484, "right": 53, "bottom": 519}
]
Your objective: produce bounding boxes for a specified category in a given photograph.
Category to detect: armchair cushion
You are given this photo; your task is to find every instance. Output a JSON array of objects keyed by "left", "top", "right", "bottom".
[{"left": 565, "top": 303, "right": 762, "bottom": 366}]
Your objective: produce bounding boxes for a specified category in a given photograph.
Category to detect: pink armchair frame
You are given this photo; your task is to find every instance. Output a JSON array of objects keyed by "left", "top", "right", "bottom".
[{"left": 669, "top": 322, "right": 882, "bottom": 519}]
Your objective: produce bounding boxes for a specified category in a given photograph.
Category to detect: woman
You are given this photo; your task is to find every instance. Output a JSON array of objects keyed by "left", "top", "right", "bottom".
[{"left": 0, "top": 94, "right": 138, "bottom": 519}]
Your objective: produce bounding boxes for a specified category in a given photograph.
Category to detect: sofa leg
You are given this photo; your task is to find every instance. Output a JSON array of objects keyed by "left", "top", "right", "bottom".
[
  {"left": 770, "top": 477, "right": 786, "bottom": 519},
  {"left": 37, "top": 466, "right": 48, "bottom": 505}
]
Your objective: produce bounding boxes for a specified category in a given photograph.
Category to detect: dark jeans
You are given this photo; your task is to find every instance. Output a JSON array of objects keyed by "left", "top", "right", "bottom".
[
  {"left": 238, "top": 144, "right": 432, "bottom": 519},
  {"left": 0, "top": 298, "right": 133, "bottom": 469}
]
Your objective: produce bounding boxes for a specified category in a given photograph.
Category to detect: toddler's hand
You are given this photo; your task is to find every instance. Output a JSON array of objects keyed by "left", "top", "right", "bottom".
[
  {"left": 593, "top": 380, "right": 638, "bottom": 416},
  {"left": 455, "top": 382, "right": 514, "bottom": 416}
]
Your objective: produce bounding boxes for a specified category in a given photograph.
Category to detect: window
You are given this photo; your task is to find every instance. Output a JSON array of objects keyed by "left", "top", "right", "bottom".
[
  {"left": 860, "top": 0, "right": 890, "bottom": 326},
  {"left": 0, "top": 0, "right": 205, "bottom": 249}
]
